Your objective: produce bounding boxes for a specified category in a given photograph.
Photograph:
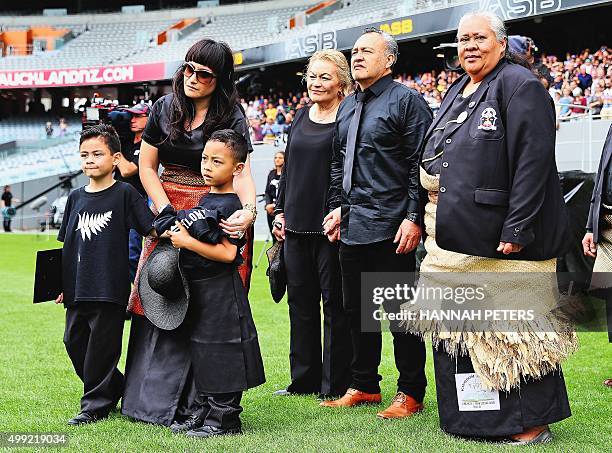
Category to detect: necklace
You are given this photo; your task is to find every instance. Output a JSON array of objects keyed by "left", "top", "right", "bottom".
[{"left": 311, "top": 103, "right": 338, "bottom": 123}]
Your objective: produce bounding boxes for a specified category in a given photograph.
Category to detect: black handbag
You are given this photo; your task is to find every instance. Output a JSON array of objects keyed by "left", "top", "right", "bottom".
[{"left": 265, "top": 241, "right": 287, "bottom": 303}]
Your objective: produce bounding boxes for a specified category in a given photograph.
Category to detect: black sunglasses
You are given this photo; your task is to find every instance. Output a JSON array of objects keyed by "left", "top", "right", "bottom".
[{"left": 182, "top": 62, "right": 216, "bottom": 84}]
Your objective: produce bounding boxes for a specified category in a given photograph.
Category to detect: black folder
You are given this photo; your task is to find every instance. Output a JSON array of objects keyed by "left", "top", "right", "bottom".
[{"left": 33, "top": 248, "right": 62, "bottom": 303}]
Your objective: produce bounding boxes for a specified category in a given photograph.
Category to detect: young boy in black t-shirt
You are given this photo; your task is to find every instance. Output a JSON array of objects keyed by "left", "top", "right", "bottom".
[
  {"left": 157, "top": 129, "right": 265, "bottom": 438},
  {"left": 56, "top": 124, "right": 154, "bottom": 425}
]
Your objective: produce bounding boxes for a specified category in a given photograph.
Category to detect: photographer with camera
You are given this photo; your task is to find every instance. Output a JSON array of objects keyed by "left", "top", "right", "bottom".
[{"left": 113, "top": 104, "right": 150, "bottom": 282}]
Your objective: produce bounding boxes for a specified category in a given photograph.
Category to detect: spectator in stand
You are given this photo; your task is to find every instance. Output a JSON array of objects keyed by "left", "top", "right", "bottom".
[
  {"left": 578, "top": 65, "right": 593, "bottom": 91},
  {"left": 265, "top": 102, "right": 277, "bottom": 122},
  {"left": 249, "top": 117, "right": 264, "bottom": 142},
  {"left": 559, "top": 88, "right": 574, "bottom": 120},
  {"left": 588, "top": 85, "right": 604, "bottom": 117},
  {"left": 283, "top": 112, "right": 293, "bottom": 135},
  {"left": 571, "top": 91, "right": 587, "bottom": 118},
  {"left": 261, "top": 117, "right": 277, "bottom": 143}
]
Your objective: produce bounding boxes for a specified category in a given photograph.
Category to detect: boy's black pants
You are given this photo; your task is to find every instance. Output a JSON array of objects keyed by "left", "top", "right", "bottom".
[
  {"left": 194, "top": 392, "right": 243, "bottom": 429},
  {"left": 64, "top": 302, "right": 125, "bottom": 415}
]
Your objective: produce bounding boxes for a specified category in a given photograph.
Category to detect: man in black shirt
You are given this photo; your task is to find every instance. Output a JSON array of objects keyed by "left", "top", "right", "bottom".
[
  {"left": 322, "top": 28, "right": 432, "bottom": 418},
  {"left": 2, "top": 185, "right": 16, "bottom": 232},
  {"left": 115, "top": 103, "right": 150, "bottom": 282}
]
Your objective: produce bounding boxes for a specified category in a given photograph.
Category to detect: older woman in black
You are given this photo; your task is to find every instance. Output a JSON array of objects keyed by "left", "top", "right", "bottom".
[
  {"left": 272, "top": 50, "right": 352, "bottom": 399},
  {"left": 122, "top": 39, "right": 257, "bottom": 429},
  {"left": 403, "top": 12, "right": 576, "bottom": 444}
]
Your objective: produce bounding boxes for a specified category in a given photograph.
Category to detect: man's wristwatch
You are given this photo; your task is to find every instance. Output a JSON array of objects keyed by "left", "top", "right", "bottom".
[{"left": 405, "top": 211, "right": 419, "bottom": 224}]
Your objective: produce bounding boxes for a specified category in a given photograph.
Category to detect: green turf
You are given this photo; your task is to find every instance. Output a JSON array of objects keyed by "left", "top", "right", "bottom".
[{"left": 0, "top": 233, "right": 610, "bottom": 452}]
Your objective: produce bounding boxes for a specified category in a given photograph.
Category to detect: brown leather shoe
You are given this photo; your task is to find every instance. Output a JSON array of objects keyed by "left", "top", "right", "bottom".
[
  {"left": 319, "top": 388, "right": 382, "bottom": 407},
  {"left": 376, "top": 392, "right": 423, "bottom": 419}
]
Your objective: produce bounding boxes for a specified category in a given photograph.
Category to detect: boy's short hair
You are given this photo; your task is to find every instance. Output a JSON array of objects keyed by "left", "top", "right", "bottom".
[
  {"left": 80, "top": 124, "right": 121, "bottom": 154},
  {"left": 208, "top": 129, "right": 248, "bottom": 163}
]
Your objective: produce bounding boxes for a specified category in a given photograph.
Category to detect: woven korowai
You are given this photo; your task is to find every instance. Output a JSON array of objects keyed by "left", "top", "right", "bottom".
[{"left": 401, "top": 167, "right": 578, "bottom": 392}]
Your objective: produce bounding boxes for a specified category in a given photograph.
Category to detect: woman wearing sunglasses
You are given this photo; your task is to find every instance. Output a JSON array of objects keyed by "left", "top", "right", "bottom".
[{"left": 122, "top": 38, "right": 257, "bottom": 428}]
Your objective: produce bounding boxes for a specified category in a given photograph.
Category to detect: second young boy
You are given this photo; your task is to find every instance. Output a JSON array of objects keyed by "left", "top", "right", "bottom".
[{"left": 156, "top": 129, "right": 265, "bottom": 438}]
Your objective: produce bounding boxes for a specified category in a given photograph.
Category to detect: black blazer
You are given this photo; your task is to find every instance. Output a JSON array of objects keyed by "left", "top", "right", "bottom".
[
  {"left": 586, "top": 125, "right": 612, "bottom": 243},
  {"left": 419, "top": 59, "right": 569, "bottom": 260}
]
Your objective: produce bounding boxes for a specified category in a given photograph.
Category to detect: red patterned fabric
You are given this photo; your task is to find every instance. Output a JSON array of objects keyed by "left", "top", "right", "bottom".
[{"left": 128, "top": 179, "right": 253, "bottom": 315}]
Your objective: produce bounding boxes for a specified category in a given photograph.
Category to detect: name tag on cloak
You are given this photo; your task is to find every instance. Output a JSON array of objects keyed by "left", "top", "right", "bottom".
[{"left": 455, "top": 373, "right": 501, "bottom": 412}]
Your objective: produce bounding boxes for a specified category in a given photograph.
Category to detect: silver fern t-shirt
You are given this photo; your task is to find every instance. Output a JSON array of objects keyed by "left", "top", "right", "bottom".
[{"left": 58, "top": 181, "right": 154, "bottom": 307}]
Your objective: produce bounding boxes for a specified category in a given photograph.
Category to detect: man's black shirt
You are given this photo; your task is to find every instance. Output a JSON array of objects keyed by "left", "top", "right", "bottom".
[
  {"left": 58, "top": 182, "right": 154, "bottom": 307},
  {"left": 328, "top": 75, "right": 433, "bottom": 245}
]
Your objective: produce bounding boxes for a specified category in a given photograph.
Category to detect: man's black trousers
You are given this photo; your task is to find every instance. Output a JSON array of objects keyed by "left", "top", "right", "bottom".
[{"left": 339, "top": 238, "right": 426, "bottom": 401}]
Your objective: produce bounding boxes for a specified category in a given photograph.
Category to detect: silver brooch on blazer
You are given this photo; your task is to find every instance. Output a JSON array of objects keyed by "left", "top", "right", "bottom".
[{"left": 478, "top": 107, "right": 498, "bottom": 131}]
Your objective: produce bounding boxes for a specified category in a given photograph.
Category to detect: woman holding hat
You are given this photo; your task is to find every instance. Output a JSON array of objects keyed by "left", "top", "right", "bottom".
[
  {"left": 272, "top": 50, "right": 352, "bottom": 399},
  {"left": 121, "top": 38, "right": 257, "bottom": 427},
  {"left": 403, "top": 11, "right": 576, "bottom": 444}
]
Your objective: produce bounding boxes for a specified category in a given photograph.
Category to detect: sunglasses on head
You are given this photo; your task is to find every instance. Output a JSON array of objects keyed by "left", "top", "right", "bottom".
[{"left": 182, "top": 62, "right": 216, "bottom": 84}]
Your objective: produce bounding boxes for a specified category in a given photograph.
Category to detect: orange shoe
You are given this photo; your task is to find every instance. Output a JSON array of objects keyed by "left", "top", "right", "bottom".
[
  {"left": 376, "top": 392, "right": 423, "bottom": 419},
  {"left": 319, "top": 388, "right": 382, "bottom": 407}
]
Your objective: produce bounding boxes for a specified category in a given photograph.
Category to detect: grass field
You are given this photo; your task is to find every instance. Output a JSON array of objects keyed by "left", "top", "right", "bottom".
[{"left": 0, "top": 233, "right": 610, "bottom": 452}]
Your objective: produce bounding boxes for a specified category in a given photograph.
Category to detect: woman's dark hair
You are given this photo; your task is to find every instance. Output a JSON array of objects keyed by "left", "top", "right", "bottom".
[{"left": 168, "top": 38, "right": 239, "bottom": 143}]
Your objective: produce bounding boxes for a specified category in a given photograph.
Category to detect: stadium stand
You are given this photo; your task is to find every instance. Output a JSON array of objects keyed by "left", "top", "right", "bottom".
[
  {"left": 0, "top": 138, "right": 80, "bottom": 186},
  {"left": 0, "top": 0, "right": 473, "bottom": 68},
  {"left": 0, "top": 20, "right": 175, "bottom": 69},
  {"left": 0, "top": 116, "right": 79, "bottom": 142},
  {"left": 120, "top": 3, "right": 316, "bottom": 63}
]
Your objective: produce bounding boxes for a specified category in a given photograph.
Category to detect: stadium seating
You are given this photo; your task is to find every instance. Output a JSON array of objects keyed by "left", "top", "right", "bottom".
[
  {"left": 0, "top": 0, "right": 470, "bottom": 68},
  {"left": 120, "top": 4, "right": 316, "bottom": 64},
  {"left": 0, "top": 137, "right": 80, "bottom": 186},
  {"left": 0, "top": 20, "right": 175, "bottom": 70},
  {"left": 0, "top": 116, "right": 78, "bottom": 141}
]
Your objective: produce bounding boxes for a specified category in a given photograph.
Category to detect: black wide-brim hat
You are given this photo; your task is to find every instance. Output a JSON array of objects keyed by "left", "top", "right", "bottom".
[{"left": 139, "top": 240, "right": 189, "bottom": 330}]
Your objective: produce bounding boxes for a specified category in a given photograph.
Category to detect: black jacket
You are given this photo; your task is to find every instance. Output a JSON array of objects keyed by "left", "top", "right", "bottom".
[
  {"left": 328, "top": 75, "right": 432, "bottom": 245},
  {"left": 420, "top": 59, "right": 568, "bottom": 260},
  {"left": 586, "top": 125, "right": 612, "bottom": 243}
]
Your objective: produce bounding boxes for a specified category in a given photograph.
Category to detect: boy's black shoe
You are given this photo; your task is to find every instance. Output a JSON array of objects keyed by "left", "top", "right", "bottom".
[
  {"left": 170, "top": 413, "right": 204, "bottom": 434},
  {"left": 185, "top": 425, "right": 242, "bottom": 439},
  {"left": 67, "top": 411, "right": 106, "bottom": 425}
]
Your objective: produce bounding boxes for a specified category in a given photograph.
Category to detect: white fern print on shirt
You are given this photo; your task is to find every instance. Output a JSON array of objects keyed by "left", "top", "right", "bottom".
[{"left": 75, "top": 210, "right": 113, "bottom": 241}]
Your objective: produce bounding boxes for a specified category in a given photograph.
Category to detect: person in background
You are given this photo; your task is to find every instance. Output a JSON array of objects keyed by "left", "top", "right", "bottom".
[
  {"left": 114, "top": 103, "right": 150, "bottom": 283},
  {"left": 58, "top": 117, "right": 68, "bottom": 137},
  {"left": 2, "top": 185, "right": 17, "bottom": 232},
  {"left": 264, "top": 151, "right": 284, "bottom": 241},
  {"left": 261, "top": 117, "right": 277, "bottom": 143},
  {"left": 45, "top": 121, "right": 54, "bottom": 138}
]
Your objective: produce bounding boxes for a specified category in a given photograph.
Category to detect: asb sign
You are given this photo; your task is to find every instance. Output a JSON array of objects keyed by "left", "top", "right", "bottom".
[{"left": 0, "top": 62, "right": 166, "bottom": 89}]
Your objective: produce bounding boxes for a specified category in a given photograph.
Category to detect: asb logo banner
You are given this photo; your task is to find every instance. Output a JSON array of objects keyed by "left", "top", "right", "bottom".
[{"left": 0, "top": 62, "right": 166, "bottom": 89}]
